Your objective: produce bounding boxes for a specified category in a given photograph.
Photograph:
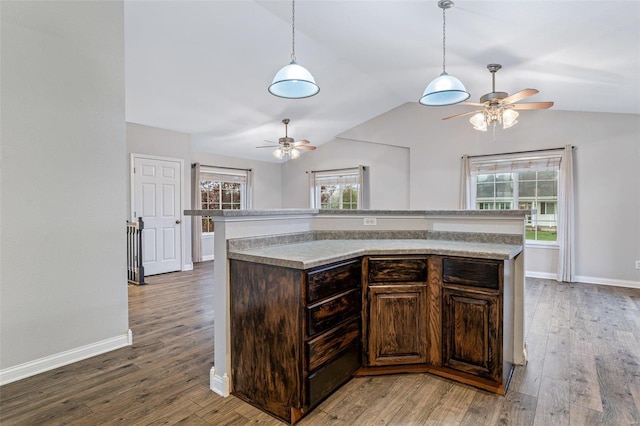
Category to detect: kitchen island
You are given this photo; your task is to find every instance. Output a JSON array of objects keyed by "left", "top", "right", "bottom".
[{"left": 183, "top": 209, "right": 528, "bottom": 424}]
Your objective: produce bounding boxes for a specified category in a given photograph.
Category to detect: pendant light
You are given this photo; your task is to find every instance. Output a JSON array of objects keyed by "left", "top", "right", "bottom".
[
  {"left": 420, "top": 0, "right": 469, "bottom": 106},
  {"left": 268, "top": 0, "right": 319, "bottom": 99}
]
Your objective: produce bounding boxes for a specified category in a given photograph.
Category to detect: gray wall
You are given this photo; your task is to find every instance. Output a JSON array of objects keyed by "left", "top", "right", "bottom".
[
  {"left": 337, "top": 102, "right": 640, "bottom": 284},
  {"left": 1, "top": 1, "right": 128, "bottom": 369},
  {"left": 191, "top": 152, "right": 282, "bottom": 209},
  {"left": 126, "top": 123, "right": 283, "bottom": 266},
  {"left": 281, "top": 138, "right": 410, "bottom": 210}
]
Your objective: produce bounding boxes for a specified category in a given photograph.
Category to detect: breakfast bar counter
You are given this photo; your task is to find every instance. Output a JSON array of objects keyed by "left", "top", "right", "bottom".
[
  {"left": 184, "top": 208, "right": 528, "bottom": 424},
  {"left": 228, "top": 238, "right": 522, "bottom": 270}
]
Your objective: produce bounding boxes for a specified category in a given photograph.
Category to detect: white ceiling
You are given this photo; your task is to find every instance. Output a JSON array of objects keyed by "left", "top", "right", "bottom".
[{"left": 125, "top": 1, "right": 640, "bottom": 162}]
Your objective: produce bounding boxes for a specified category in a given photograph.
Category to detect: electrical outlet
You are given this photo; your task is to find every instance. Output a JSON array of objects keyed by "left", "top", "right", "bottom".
[
  {"left": 636, "top": 260, "right": 640, "bottom": 269},
  {"left": 363, "top": 217, "right": 377, "bottom": 226}
]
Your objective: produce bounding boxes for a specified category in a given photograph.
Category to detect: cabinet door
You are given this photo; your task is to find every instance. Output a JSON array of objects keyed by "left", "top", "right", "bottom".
[
  {"left": 442, "top": 288, "right": 500, "bottom": 381},
  {"left": 367, "top": 285, "right": 428, "bottom": 366}
]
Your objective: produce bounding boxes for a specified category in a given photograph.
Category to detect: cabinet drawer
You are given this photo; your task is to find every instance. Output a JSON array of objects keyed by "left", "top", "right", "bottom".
[
  {"left": 307, "top": 344, "right": 360, "bottom": 408},
  {"left": 367, "top": 257, "right": 427, "bottom": 283},
  {"left": 307, "top": 317, "right": 361, "bottom": 372},
  {"left": 307, "top": 289, "right": 361, "bottom": 336},
  {"left": 307, "top": 259, "right": 361, "bottom": 304},
  {"left": 442, "top": 258, "right": 500, "bottom": 290}
]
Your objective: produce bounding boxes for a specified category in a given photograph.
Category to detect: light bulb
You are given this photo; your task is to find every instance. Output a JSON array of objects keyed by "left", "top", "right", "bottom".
[
  {"left": 273, "top": 148, "right": 284, "bottom": 159},
  {"left": 469, "top": 112, "right": 488, "bottom": 132},
  {"left": 502, "top": 109, "right": 519, "bottom": 129}
]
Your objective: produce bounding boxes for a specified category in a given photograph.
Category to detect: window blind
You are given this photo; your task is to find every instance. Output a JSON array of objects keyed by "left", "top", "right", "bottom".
[
  {"left": 470, "top": 155, "right": 561, "bottom": 175},
  {"left": 200, "top": 167, "right": 247, "bottom": 183},
  {"left": 313, "top": 169, "right": 360, "bottom": 186}
]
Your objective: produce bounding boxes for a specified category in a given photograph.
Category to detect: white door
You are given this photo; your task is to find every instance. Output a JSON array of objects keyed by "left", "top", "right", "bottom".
[{"left": 133, "top": 156, "right": 182, "bottom": 276}]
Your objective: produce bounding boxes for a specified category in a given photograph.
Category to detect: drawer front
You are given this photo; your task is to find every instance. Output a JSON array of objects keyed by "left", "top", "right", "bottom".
[
  {"left": 306, "top": 259, "right": 361, "bottom": 304},
  {"left": 442, "top": 258, "right": 500, "bottom": 290},
  {"left": 307, "top": 344, "right": 361, "bottom": 408},
  {"left": 307, "top": 317, "right": 361, "bottom": 372},
  {"left": 367, "top": 257, "right": 427, "bottom": 283},
  {"left": 307, "top": 289, "right": 361, "bottom": 336}
]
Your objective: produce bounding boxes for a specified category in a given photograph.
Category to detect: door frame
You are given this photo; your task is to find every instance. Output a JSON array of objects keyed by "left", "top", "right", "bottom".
[{"left": 130, "top": 153, "right": 188, "bottom": 272}]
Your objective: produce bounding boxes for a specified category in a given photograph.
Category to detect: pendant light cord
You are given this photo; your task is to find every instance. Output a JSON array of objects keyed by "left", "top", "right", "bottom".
[
  {"left": 291, "top": 0, "right": 296, "bottom": 62},
  {"left": 442, "top": 6, "right": 447, "bottom": 73}
]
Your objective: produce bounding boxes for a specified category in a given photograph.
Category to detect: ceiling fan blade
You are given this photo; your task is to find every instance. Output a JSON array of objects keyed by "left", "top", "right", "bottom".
[
  {"left": 462, "top": 101, "right": 485, "bottom": 107},
  {"left": 256, "top": 145, "right": 277, "bottom": 148},
  {"left": 442, "top": 110, "right": 482, "bottom": 120},
  {"left": 295, "top": 145, "right": 316, "bottom": 151},
  {"left": 511, "top": 101, "right": 555, "bottom": 110},
  {"left": 501, "top": 89, "right": 539, "bottom": 104},
  {"left": 294, "top": 139, "right": 310, "bottom": 145}
]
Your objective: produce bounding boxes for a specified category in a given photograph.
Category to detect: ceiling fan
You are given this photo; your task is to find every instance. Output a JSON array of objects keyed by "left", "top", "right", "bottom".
[
  {"left": 443, "top": 64, "right": 554, "bottom": 131},
  {"left": 257, "top": 118, "right": 316, "bottom": 160}
]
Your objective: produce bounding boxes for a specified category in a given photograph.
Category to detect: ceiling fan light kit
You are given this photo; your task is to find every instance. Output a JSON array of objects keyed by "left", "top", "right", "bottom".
[
  {"left": 420, "top": 0, "right": 470, "bottom": 106},
  {"left": 257, "top": 118, "right": 316, "bottom": 161},
  {"left": 442, "top": 63, "right": 554, "bottom": 133},
  {"left": 269, "top": 0, "right": 319, "bottom": 99}
]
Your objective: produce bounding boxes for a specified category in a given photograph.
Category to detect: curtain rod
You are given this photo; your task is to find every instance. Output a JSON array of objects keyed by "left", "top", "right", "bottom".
[
  {"left": 463, "top": 146, "right": 573, "bottom": 159},
  {"left": 307, "top": 166, "right": 366, "bottom": 174},
  {"left": 192, "top": 163, "right": 252, "bottom": 172}
]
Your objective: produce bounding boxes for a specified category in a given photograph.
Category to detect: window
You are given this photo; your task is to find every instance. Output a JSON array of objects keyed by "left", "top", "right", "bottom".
[
  {"left": 200, "top": 167, "right": 250, "bottom": 232},
  {"left": 309, "top": 166, "right": 367, "bottom": 210},
  {"left": 470, "top": 155, "right": 561, "bottom": 243}
]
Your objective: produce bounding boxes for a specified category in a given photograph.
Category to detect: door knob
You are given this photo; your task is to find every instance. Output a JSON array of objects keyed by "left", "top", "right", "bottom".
[{"left": 176, "top": 220, "right": 181, "bottom": 224}]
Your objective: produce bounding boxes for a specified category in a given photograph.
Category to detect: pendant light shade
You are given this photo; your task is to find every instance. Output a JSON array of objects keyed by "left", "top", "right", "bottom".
[
  {"left": 420, "top": 72, "right": 470, "bottom": 106},
  {"left": 420, "top": 0, "right": 469, "bottom": 107},
  {"left": 269, "top": 61, "right": 319, "bottom": 99},
  {"left": 269, "top": 0, "right": 319, "bottom": 99}
]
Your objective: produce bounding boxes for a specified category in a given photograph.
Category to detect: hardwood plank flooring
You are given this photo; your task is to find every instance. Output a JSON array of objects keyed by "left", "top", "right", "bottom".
[{"left": 2, "top": 265, "right": 640, "bottom": 425}]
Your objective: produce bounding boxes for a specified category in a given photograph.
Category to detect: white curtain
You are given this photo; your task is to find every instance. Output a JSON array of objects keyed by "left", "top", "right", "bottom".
[
  {"left": 308, "top": 170, "right": 317, "bottom": 208},
  {"left": 245, "top": 169, "right": 253, "bottom": 209},
  {"left": 459, "top": 155, "right": 472, "bottom": 209},
  {"left": 191, "top": 162, "right": 203, "bottom": 263},
  {"left": 557, "top": 145, "right": 575, "bottom": 282}
]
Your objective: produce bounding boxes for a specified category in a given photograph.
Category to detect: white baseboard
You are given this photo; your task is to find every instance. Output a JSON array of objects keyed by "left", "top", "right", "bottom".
[
  {"left": 525, "top": 271, "right": 557, "bottom": 280},
  {"left": 574, "top": 275, "right": 640, "bottom": 290},
  {"left": 210, "top": 367, "right": 230, "bottom": 397},
  {"left": 201, "top": 255, "right": 215, "bottom": 262},
  {"left": 0, "top": 329, "right": 133, "bottom": 386},
  {"left": 183, "top": 262, "right": 194, "bottom": 271},
  {"left": 526, "top": 271, "right": 640, "bottom": 289}
]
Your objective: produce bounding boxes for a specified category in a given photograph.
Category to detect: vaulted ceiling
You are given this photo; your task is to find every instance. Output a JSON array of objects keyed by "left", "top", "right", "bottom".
[{"left": 125, "top": 1, "right": 640, "bottom": 162}]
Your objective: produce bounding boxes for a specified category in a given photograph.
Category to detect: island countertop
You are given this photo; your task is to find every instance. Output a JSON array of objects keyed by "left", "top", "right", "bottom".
[{"left": 228, "top": 238, "right": 523, "bottom": 270}]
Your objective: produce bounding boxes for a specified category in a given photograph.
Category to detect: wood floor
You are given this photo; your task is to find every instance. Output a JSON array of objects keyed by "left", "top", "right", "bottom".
[{"left": 2, "top": 262, "right": 640, "bottom": 425}]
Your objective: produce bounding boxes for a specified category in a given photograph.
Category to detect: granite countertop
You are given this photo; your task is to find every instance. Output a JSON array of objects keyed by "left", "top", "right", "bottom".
[{"left": 228, "top": 239, "right": 523, "bottom": 270}]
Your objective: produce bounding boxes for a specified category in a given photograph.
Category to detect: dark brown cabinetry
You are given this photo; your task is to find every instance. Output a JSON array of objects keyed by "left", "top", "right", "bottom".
[
  {"left": 230, "top": 258, "right": 361, "bottom": 425},
  {"left": 361, "top": 255, "right": 512, "bottom": 394},
  {"left": 442, "top": 288, "right": 500, "bottom": 380},
  {"left": 364, "top": 257, "right": 428, "bottom": 366},
  {"left": 304, "top": 260, "right": 362, "bottom": 410},
  {"left": 230, "top": 252, "right": 514, "bottom": 423},
  {"left": 441, "top": 257, "right": 506, "bottom": 386}
]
